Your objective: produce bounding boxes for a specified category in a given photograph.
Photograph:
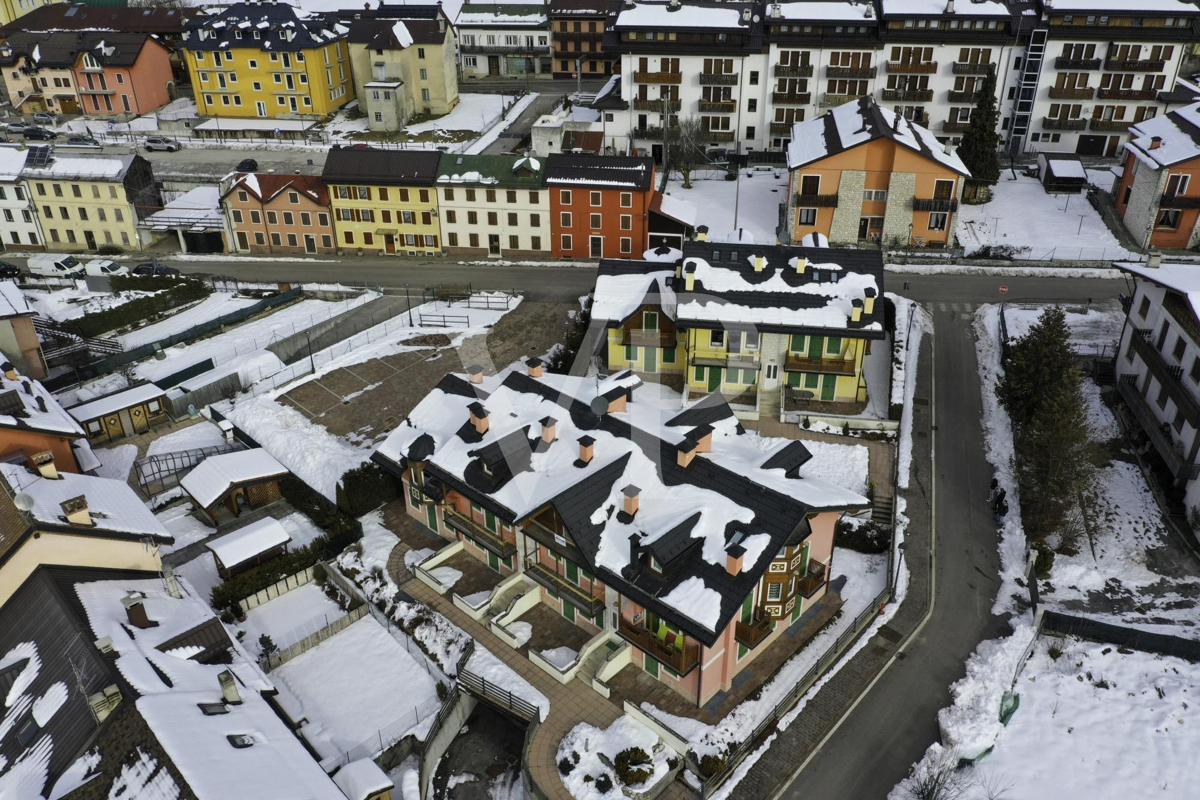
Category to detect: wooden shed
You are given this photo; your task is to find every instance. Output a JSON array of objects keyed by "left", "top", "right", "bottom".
[
  {"left": 1037, "top": 153, "right": 1088, "bottom": 194},
  {"left": 66, "top": 383, "right": 169, "bottom": 443},
  {"left": 206, "top": 516, "right": 292, "bottom": 578},
  {"left": 180, "top": 448, "right": 289, "bottom": 525}
]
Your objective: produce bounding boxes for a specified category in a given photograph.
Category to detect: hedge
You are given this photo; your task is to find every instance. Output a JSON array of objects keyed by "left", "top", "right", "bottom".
[
  {"left": 75, "top": 278, "right": 209, "bottom": 338},
  {"left": 336, "top": 462, "right": 397, "bottom": 517}
]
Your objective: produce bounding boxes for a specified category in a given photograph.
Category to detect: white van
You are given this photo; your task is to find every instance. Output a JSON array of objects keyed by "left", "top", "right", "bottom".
[
  {"left": 27, "top": 254, "right": 84, "bottom": 277},
  {"left": 84, "top": 259, "right": 129, "bottom": 277}
]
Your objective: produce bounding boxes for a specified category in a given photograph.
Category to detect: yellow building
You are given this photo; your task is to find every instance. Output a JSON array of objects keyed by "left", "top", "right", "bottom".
[
  {"left": 322, "top": 146, "right": 442, "bottom": 255},
  {"left": 22, "top": 152, "right": 161, "bottom": 253},
  {"left": 181, "top": 1, "right": 353, "bottom": 118}
]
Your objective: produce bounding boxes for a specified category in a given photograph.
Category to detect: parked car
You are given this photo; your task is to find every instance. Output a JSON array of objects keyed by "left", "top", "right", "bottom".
[
  {"left": 27, "top": 254, "right": 83, "bottom": 277},
  {"left": 2, "top": 121, "right": 26, "bottom": 134},
  {"left": 84, "top": 258, "right": 129, "bottom": 277},
  {"left": 132, "top": 262, "right": 180, "bottom": 277},
  {"left": 66, "top": 135, "right": 100, "bottom": 146},
  {"left": 0, "top": 262, "right": 20, "bottom": 279},
  {"left": 32, "top": 112, "right": 60, "bottom": 126},
  {"left": 705, "top": 148, "right": 731, "bottom": 166},
  {"left": 236, "top": 158, "right": 259, "bottom": 172},
  {"left": 143, "top": 137, "right": 182, "bottom": 152},
  {"left": 23, "top": 127, "right": 57, "bottom": 140}
]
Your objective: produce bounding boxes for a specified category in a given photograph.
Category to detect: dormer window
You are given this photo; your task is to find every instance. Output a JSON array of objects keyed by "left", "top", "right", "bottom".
[
  {"left": 227, "top": 734, "right": 255, "bottom": 748},
  {"left": 199, "top": 702, "right": 229, "bottom": 716},
  {"left": 482, "top": 462, "right": 492, "bottom": 476},
  {"left": 649, "top": 554, "right": 662, "bottom": 573}
]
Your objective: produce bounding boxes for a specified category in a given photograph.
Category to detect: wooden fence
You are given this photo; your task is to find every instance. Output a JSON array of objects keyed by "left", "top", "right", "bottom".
[
  {"left": 238, "top": 565, "right": 315, "bottom": 612},
  {"left": 258, "top": 604, "right": 367, "bottom": 672}
]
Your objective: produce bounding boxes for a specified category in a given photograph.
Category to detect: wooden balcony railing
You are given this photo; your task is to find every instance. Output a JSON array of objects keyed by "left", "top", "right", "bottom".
[
  {"left": 912, "top": 197, "right": 959, "bottom": 212},
  {"left": 942, "top": 121, "right": 971, "bottom": 133},
  {"left": 826, "top": 66, "right": 876, "bottom": 79},
  {"left": 887, "top": 61, "right": 938, "bottom": 74},
  {"left": 1097, "top": 88, "right": 1158, "bottom": 101},
  {"left": 1042, "top": 117, "right": 1086, "bottom": 131},
  {"left": 882, "top": 88, "right": 933, "bottom": 102},
  {"left": 443, "top": 506, "right": 517, "bottom": 558},
  {"left": 796, "top": 560, "right": 828, "bottom": 597},
  {"left": 952, "top": 62, "right": 992, "bottom": 75},
  {"left": 784, "top": 355, "right": 856, "bottom": 375},
  {"left": 622, "top": 329, "right": 674, "bottom": 347},
  {"left": 633, "top": 97, "right": 680, "bottom": 112},
  {"left": 774, "top": 64, "right": 813, "bottom": 78},
  {"left": 947, "top": 89, "right": 983, "bottom": 103},
  {"left": 1104, "top": 58, "right": 1165, "bottom": 72},
  {"left": 770, "top": 121, "right": 794, "bottom": 135},
  {"left": 524, "top": 559, "right": 605, "bottom": 617},
  {"left": 1089, "top": 118, "right": 1133, "bottom": 132},
  {"left": 699, "top": 100, "right": 737, "bottom": 113},
  {"left": 634, "top": 71, "right": 682, "bottom": 84},
  {"left": 734, "top": 610, "right": 773, "bottom": 650},
  {"left": 1116, "top": 375, "right": 1200, "bottom": 481},
  {"left": 1048, "top": 86, "right": 1094, "bottom": 100},
  {"left": 792, "top": 193, "right": 839, "bottom": 207},
  {"left": 632, "top": 127, "right": 664, "bottom": 139},
  {"left": 699, "top": 73, "right": 738, "bottom": 85},
  {"left": 618, "top": 617, "right": 700, "bottom": 676},
  {"left": 1054, "top": 56, "right": 1101, "bottom": 70},
  {"left": 702, "top": 131, "right": 735, "bottom": 142},
  {"left": 1161, "top": 194, "right": 1200, "bottom": 209},
  {"left": 772, "top": 92, "right": 811, "bottom": 105},
  {"left": 1128, "top": 329, "right": 1200, "bottom": 428},
  {"left": 822, "top": 92, "right": 867, "bottom": 107}
]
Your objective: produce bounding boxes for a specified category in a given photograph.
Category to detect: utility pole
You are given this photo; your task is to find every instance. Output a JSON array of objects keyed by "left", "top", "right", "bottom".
[
  {"left": 405, "top": 283, "right": 413, "bottom": 325},
  {"left": 662, "top": 95, "right": 669, "bottom": 174}
]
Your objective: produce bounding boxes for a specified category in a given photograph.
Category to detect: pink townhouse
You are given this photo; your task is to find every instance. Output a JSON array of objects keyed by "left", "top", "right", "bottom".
[{"left": 71, "top": 32, "right": 175, "bottom": 117}]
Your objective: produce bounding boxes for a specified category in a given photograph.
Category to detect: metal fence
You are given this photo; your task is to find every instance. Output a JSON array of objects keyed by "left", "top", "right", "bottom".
[
  {"left": 134, "top": 441, "right": 244, "bottom": 495},
  {"left": 1041, "top": 610, "right": 1200, "bottom": 662},
  {"left": 259, "top": 604, "right": 368, "bottom": 672},
  {"left": 418, "top": 312, "right": 470, "bottom": 328},
  {"left": 164, "top": 373, "right": 244, "bottom": 419},
  {"left": 320, "top": 690, "right": 443, "bottom": 773},
  {"left": 458, "top": 661, "right": 541, "bottom": 722}
]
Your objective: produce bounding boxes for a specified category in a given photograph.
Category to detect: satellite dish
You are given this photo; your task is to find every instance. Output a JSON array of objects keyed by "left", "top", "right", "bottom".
[
  {"left": 589, "top": 395, "right": 609, "bottom": 416},
  {"left": 13, "top": 493, "right": 35, "bottom": 512}
]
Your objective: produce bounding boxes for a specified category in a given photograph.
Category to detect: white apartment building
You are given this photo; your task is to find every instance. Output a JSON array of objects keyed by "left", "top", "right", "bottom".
[
  {"left": 457, "top": 3, "right": 552, "bottom": 80},
  {"left": 0, "top": 148, "right": 43, "bottom": 251},
  {"left": 436, "top": 154, "right": 552, "bottom": 257}
]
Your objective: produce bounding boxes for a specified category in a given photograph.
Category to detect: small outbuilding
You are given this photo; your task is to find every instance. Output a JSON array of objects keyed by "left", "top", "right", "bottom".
[
  {"left": 180, "top": 448, "right": 290, "bottom": 525},
  {"left": 1037, "top": 153, "right": 1088, "bottom": 194},
  {"left": 332, "top": 759, "right": 394, "bottom": 800},
  {"left": 206, "top": 516, "right": 292, "bottom": 577},
  {"left": 66, "top": 382, "right": 169, "bottom": 443}
]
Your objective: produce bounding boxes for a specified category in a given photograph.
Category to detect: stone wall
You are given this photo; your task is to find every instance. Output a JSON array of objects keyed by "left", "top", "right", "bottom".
[
  {"left": 1124, "top": 159, "right": 1168, "bottom": 250},
  {"left": 829, "top": 169, "right": 866, "bottom": 244},
  {"left": 883, "top": 172, "right": 917, "bottom": 245}
]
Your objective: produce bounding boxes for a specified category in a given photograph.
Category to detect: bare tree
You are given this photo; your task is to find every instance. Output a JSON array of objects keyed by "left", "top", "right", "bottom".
[
  {"left": 900, "top": 747, "right": 973, "bottom": 800},
  {"left": 663, "top": 116, "right": 707, "bottom": 189}
]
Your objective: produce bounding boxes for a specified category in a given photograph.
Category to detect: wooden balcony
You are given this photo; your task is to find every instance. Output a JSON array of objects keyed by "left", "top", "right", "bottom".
[
  {"left": 770, "top": 121, "right": 794, "bottom": 135},
  {"left": 524, "top": 559, "right": 605, "bottom": 618},
  {"left": 1097, "top": 88, "right": 1158, "bottom": 101},
  {"left": 1090, "top": 118, "right": 1133, "bottom": 132},
  {"left": 1048, "top": 86, "right": 1094, "bottom": 100},
  {"left": 631, "top": 127, "right": 663, "bottom": 139},
  {"left": 784, "top": 355, "right": 856, "bottom": 375},
  {"left": 699, "top": 73, "right": 738, "bottom": 85},
  {"left": 617, "top": 617, "right": 700, "bottom": 676},
  {"left": 774, "top": 64, "right": 813, "bottom": 78},
  {"left": 826, "top": 66, "right": 875, "bottom": 80},
  {"left": 942, "top": 121, "right": 971, "bottom": 133},
  {"left": 1054, "top": 56, "right": 1101, "bottom": 70},
  {"left": 443, "top": 507, "right": 517, "bottom": 559},
  {"left": 699, "top": 100, "right": 737, "bottom": 113},
  {"left": 772, "top": 91, "right": 811, "bottom": 105},
  {"left": 622, "top": 329, "right": 674, "bottom": 347},
  {"left": 633, "top": 97, "right": 680, "bottom": 112},
  {"left": 1042, "top": 117, "right": 1086, "bottom": 131},
  {"left": 1104, "top": 58, "right": 1165, "bottom": 72},
  {"left": 734, "top": 610, "right": 773, "bottom": 650},
  {"left": 634, "top": 71, "right": 682, "bottom": 84},
  {"left": 1117, "top": 376, "right": 1200, "bottom": 481},
  {"left": 796, "top": 561, "right": 828, "bottom": 598},
  {"left": 792, "top": 193, "right": 839, "bottom": 207},
  {"left": 822, "top": 92, "right": 866, "bottom": 107},
  {"left": 887, "top": 61, "right": 938, "bottom": 74},
  {"left": 952, "top": 62, "right": 992, "bottom": 75},
  {"left": 912, "top": 197, "right": 959, "bottom": 212},
  {"left": 947, "top": 89, "right": 983, "bottom": 103},
  {"left": 1161, "top": 194, "right": 1200, "bottom": 209},
  {"left": 1127, "top": 329, "right": 1200, "bottom": 429},
  {"left": 701, "top": 130, "right": 735, "bottom": 142},
  {"left": 882, "top": 88, "right": 933, "bottom": 102}
]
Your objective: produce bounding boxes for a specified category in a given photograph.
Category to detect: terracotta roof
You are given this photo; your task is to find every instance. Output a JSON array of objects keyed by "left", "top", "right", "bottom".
[{"left": 224, "top": 172, "right": 330, "bottom": 206}]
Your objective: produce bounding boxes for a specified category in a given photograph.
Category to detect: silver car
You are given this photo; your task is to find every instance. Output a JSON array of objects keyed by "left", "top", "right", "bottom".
[{"left": 143, "top": 137, "right": 182, "bottom": 152}]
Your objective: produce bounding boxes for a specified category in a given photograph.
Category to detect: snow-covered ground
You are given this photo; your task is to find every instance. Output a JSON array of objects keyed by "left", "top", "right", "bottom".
[
  {"left": 1002, "top": 299, "right": 1124, "bottom": 357},
  {"left": 146, "top": 420, "right": 227, "bottom": 456},
  {"left": 558, "top": 715, "right": 676, "bottom": 800},
  {"left": 463, "top": 94, "right": 538, "bottom": 155},
  {"left": 403, "top": 93, "right": 514, "bottom": 136},
  {"left": 117, "top": 292, "right": 259, "bottom": 348},
  {"left": 156, "top": 501, "right": 213, "bottom": 555},
  {"left": 232, "top": 581, "right": 345, "bottom": 653},
  {"left": 271, "top": 616, "right": 441, "bottom": 761},
  {"left": 175, "top": 552, "right": 222, "bottom": 606},
  {"left": 93, "top": 443, "right": 137, "bottom": 481},
  {"left": 660, "top": 170, "right": 787, "bottom": 246},
  {"left": 958, "top": 174, "right": 1137, "bottom": 262},
  {"left": 22, "top": 284, "right": 161, "bottom": 322}
]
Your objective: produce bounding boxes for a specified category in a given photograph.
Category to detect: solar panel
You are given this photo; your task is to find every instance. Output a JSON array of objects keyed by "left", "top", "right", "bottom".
[{"left": 26, "top": 146, "right": 50, "bottom": 167}]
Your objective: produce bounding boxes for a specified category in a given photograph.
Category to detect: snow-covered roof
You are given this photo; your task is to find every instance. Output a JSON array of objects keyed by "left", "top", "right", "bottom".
[
  {"left": 801, "top": 232, "right": 830, "bottom": 247},
  {"left": 0, "top": 368, "right": 85, "bottom": 438},
  {"left": 1045, "top": 157, "right": 1087, "bottom": 179},
  {"left": 391, "top": 20, "right": 413, "bottom": 47},
  {"left": 332, "top": 759, "right": 394, "bottom": 800},
  {"left": 1125, "top": 103, "right": 1200, "bottom": 170},
  {"left": 20, "top": 153, "right": 135, "bottom": 181},
  {"left": 0, "top": 280, "right": 33, "bottom": 319},
  {"left": 881, "top": 0, "right": 1009, "bottom": 16},
  {"left": 143, "top": 186, "right": 223, "bottom": 230},
  {"left": 592, "top": 266, "right": 677, "bottom": 324},
  {"left": 180, "top": 448, "right": 289, "bottom": 509},
  {"left": 206, "top": 516, "right": 291, "bottom": 569},
  {"left": 770, "top": 1, "right": 879, "bottom": 22},
  {"left": 0, "top": 146, "right": 29, "bottom": 182},
  {"left": 1116, "top": 261, "right": 1200, "bottom": 324},
  {"left": 1046, "top": 0, "right": 1197, "bottom": 12},
  {"left": 787, "top": 97, "right": 970, "bottom": 177},
  {"left": 615, "top": 2, "right": 745, "bottom": 29},
  {"left": 73, "top": 576, "right": 344, "bottom": 800},
  {"left": 0, "top": 463, "right": 171, "bottom": 539},
  {"left": 65, "top": 382, "right": 166, "bottom": 422},
  {"left": 375, "top": 366, "right": 868, "bottom": 645},
  {"left": 653, "top": 191, "right": 698, "bottom": 228}
]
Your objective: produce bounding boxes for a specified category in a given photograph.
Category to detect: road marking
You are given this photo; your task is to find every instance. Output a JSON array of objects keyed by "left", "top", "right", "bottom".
[{"left": 772, "top": 314, "right": 940, "bottom": 800}]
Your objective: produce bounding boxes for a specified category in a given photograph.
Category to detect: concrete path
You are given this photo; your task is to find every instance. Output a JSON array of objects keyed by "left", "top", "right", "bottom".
[{"left": 480, "top": 92, "right": 564, "bottom": 155}]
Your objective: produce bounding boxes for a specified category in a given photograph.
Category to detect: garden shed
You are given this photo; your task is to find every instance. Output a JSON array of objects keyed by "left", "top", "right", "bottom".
[
  {"left": 66, "top": 382, "right": 169, "bottom": 443},
  {"left": 206, "top": 516, "right": 292, "bottom": 577},
  {"left": 1037, "top": 153, "right": 1088, "bottom": 194},
  {"left": 181, "top": 448, "right": 290, "bottom": 524}
]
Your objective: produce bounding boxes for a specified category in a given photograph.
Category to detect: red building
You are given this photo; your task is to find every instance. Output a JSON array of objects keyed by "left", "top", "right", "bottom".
[{"left": 547, "top": 154, "right": 656, "bottom": 259}]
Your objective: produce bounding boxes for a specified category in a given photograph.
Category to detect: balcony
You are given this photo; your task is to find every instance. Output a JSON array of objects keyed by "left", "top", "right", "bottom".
[
  {"left": 1048, "top": 86, "right": 1095, "bottom": 100},
  {"left": 1054, "top": 56, "right": 1102, "bottom": 70},
  {"left": 887, "top": 61, "right": 938, "bottom": 74},
  {"left": 1161, "top": 194, "right": 1200, "bottom": 209},
  {"left": 617, "top": 617, "right": 700, "bottom": 676},
  {"left": 701, "top": 130, "right": 735, "bottom": 142},
  {"left": 826, "top": 66, "right": 875, "bottom": 80},
  {"left": 774, "top": 64, "right": 813, "bottom": 78},
  {"left": 796, "top": 560, "right": 828, "bottom": 598},
  {"left": 1104, "top": 58, "right": 1165, "bottom": 72},
  {"left": 1127, "top": 329, "right": 1200, "bottom": 428},
  {"left": 700, "top": 73, "right": 738, "bottom": 85},
  {"left": 772, "top": 91, "right": 811, "bottom": 105},
  {"left": 631, "top": 127, "right": 663, "bottom": 139},
  {"left": 822, "top": 92, "right": 867, "bottom": 107},
  {"left": 784, "top": 354, "right": 856, "bottom": 375},
  {"left": 524, "top": 558, "right": 606, "bottom": 618},
  {"left": 912, "top": 197, "right": 959, "bottom": 212},
  {"left": 1117, "top": 376, "right": 1200, "bottom": 481},
  {"left": 460, "top": 42, "right": 545, "bottom": 55},
  {"left": 734, "top": 610, "right": 773, "bottom": 650},
  {"left": 1090, "top": 118, "right": 1133, "bottom": 132},
  {"left": 942, "top": 121, "right": 971, "bottom": 133},
  {"left": 699, "top": 100, "right": 737, "bottom": 113},
  {"left": 622, "top": 329, "right": 674, "bottom": 347},
  {"left": 792, "top": 194, "right": 839, "bottom": 208},
  {"left": 770, "top": 121, "right": 794, "bottom": 135},
  {"left": 443, "top": 507, "right": 517, "bottom": 559},
  {"left": 633, "top": 97, "right": 680, "bottom": 112},
  {"left": 77, "top": 87, "right": 117, "bottom": 95},
  {"left": 947, "top": 89, "right": 983, "bottom": 103},
  {"left": 881, "top": 88, "right": 933, "bottom": 102},
  {"left": 1097, "top": 88, "right": 1158, "bottom": 101},
  {"left": 634, "top": 71, "right": 682, "bottom": 84},
  {"left": 1042, "top": 117, "right": 1087, "bottom": 131},
  {"left": 952, "top": 62, "right": 992, "bottom": 75}
]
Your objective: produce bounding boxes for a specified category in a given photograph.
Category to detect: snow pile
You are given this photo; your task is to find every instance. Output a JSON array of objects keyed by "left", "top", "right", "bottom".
[
  {"left": 23, "top": 284, "right": 161, "bottom": 322},
  {"left": 155, "top": 502, "right": 213, "bottom": 554},
  {"left": 461, "top": 647, "right": 548, "bottom": 721},
  {"left": 557, "top": 715, "right": 678, "bottom": 800},
  {"left": 1001, "top": 300, "right": 1124, "bottom": 355}
]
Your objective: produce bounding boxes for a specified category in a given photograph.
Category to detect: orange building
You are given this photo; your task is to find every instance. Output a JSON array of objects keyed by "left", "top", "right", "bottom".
[
  {"left": 221, "top": 173, "right": 336, "bottom": 255},
  {"left": 70, "top": 32, "right": 175, "bottom": 117},
  {"left": 785, "top": 98, "right": 970, "bottom": 248},
  {"left": 1114, "top": 102, "right": 1200, "bottom": 251},
  {"left": 0, "top": 362, "right": 90, "bottom": 474},
  {"left": 546, "top": 153, "right": 656, "bottom": 259}
]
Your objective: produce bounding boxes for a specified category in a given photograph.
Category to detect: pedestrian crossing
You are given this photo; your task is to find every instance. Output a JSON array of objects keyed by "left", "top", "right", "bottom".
[{"left": 933, "top": 302, "right": 978, "bottom": 313}]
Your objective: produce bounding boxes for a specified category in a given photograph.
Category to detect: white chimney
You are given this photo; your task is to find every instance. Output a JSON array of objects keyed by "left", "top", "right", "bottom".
[
  {"left": 218, "top": 669, "right": 242, "bottom": 705},
  {"left": 32, "top": 450, "right": 57, "bottom": 480},
  {"left": 770, "top": 3, "right": 781, "bottom": 19},
  {"left": 946, "top": 0, "right": 955, "bottom": 14},
  {"left": 61, "top": 495, "right": 91, "bottom": 526},
  {"left": 163, "top": 564, "right": 182, "bottom": 599},
  {"left": 1147, "top": 252, "right": 1162, "bottom": 268},
  {"left": 741, "top": 7, "right": 751, "bottom": 22},
  {"left": 467, "top": 364, "right": 485, "bottom": 384}
]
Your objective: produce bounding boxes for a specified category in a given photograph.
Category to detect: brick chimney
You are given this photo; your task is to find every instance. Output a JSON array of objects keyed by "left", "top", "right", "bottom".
[
  {"left": 1150, "top": 136, "right": 1163, "bottom": 150},
  {"left": 577, "top": 435, "right": 595, "bottom": 465},
  {"left": 540, "top": 415, "right": 558, "bottom": 444},
  {"left": 526, "top": 357, "right": 544, "bottom": 378},
  {"left": 218, "top": 669, "right": 242, "bottom": 705},
  {"left": 607, "top": 391, "right": 628, "bottom": 414},
  {"left": 32, "top": 450, "right": 57, "bottom": 480},
  {"left": 622, "top": 484, "right": 640, "bottom": 516},
  {"left": 121, "top": 592, "right": 153, "bottom": 629},
  {"left": 61, "top": 495, "right": 91, "bottom": 526},
  {"left": 468, "top": 402, "right": 489, "bottom": 434},
  {"left": 725, "top": 543, "right": 746, "bottom": 576},
  {"left": 677, "top": 439, "right": 698, "bottom": 468},
  {"left": 467, "top": 364, "right": 485, "bottom": 384}
]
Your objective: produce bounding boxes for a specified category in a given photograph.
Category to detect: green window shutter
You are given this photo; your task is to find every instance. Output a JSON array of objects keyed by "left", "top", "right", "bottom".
[
  {"left": 787, "top": 371, "right": 802, "bottom": 387},
  {"left": 790, "top": 334, "right": 805, "bottom": 352},
  {"left": 625, "top": 344, "right": 635, "bottom": 361},
  {"left": 805, "top": 372, "right": 820, "bottom": 389},
  {"left": 582, "top": 568, "right": 593, "bottom": 582},
  {"left": 504, "top": 554, "right": 514, "bottom": 569},
  {"left": 566, "top": 561, "right": 579, "bottom": 582},
  {"left": 826, "top": 336, "right": 843, "bottom": 355},
  {"left": 807, "top": 336, "right": 824, "bottom": 358},
  {"left": 741, "top": 594, "right": 753, "bottom": 623},
  {"left": 644, "top": 311, "right": 658, "bottom": 330},
  {"left": 737, "top": 643, "right": 749, "bottom": 660},
  {"left": 663, "top": 347, "right": 676, "bottom": 364},
  {"left": 694, "top": 366, "right": 705, "bottom": 382},
  {"left": 484, "top": 510, "right": 496, "bottom": 532}
]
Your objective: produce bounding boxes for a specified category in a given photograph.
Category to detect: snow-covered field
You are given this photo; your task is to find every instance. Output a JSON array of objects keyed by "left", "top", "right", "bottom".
[
  {"left": 1002, "top": 299, "right": 1124, "bottom": 356},
  {"left": 156, "top": 501, "right": 214, "bottom": 555},
  {"left": 232, "top": 582, "right": 345, "bottom": 653},
  {"left": 660, "top": 170, "right": 787, "bottom": 246},
  {"left": 271, "top": 616, "right": 441, "bottom": 761},
  {"left": 958, "top": 174, "right": 1136, "bottom": 261},
  {"left": 93, "top": 443, "right": 137, "bottom": 481},
  {"left": 23, "top": 284, "right": 161, "bottom": 322},
  {"left": 117, "top": 292, "right": 259, "bottom": 348},
  {"left": 558, "top": 715, "right": 676, "bottom": 800},
  {"left": 146, "top": 420, "right": 227, "bottom": 456}
]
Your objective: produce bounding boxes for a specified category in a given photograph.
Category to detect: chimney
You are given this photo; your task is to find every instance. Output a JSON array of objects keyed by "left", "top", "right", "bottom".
[
  {"left": 741, "top": 7, "right": 751, "bottom": 22},
  {"left": 468, "top": 402, "right": 489, "bottom": 434},
  {"left": 794, "top": 257, "right": 807, "bottom": 274},
  {"left": 690, "top": 426, "right": 713, "bottom": 453},
  {"left": 21, "top": 380, "right": 30, "bottom": 395},
  {"left": 668, "top": 0, "right": 680, "bottom": 8},
  {"left": 696, "top": 225, "right": 709, "bottom": 242},
  {"left": 467, "top": 364, "right": 485, "bottom": 384},
  {"left": 683, "top": 261, "right": 697, "bottom": 291},
  {"left": 35, "top": 396, "right": 46, "bottom": 413},
  {"left": 851, "top": 299, "right": 864, "bottom": 323},
  {"left": 540, "top": 415, "right": 558, "bottom": 444},
  {"left": 218, "top": 419, "right": 234, "bottom": 441},
  {"left": 526, "top": 357, "right": 544, "bottom": 378},
  {"left": 1147, "top": 252, "right": 1162, "bottom": 269},
  {"left": 945, "top": 0, "right": 954, "bottom": 14},
  {"left": 770, "top": 3, "right": 781, "bottom": 18},
  {"left": 676, "top": 439, "right": 697, "bottom": 468},
  {"left": 622, "top": 484, "right": 640, "bottom": 516},
  {"left": 2, "top": 362, "right": 16, "bottom": 381},
  {"left": 438, "top": 16, "right": 445, "bottom": 33},
  {"left": 121, "top": 592, "right": 152, "bottom": 629},
  {"left": 163, "top": 564, "right": 182, "bottom": 599},
  {"left": 577, "top": 435, "right": 595, "bottom": 465},
  {"left": 1150, "top": 136, "right": 1162, "bottom": 150},
  {"left": 753, "top": 254, "right": 766, "bottom": 272},
  {"left": 628, "top": 533, "right": 642, "bottom": 568},
  {"left": 61, "top": 494, "right": 91, "bottom": 526},
  {"left": 32, "top": 450, "right": 57, "bottom": 480},
  {"left": 218, "top": 669, "right": 242, "bottom": 705},
  {"left": 725, "top": 543, "right": 745, "bottom": 576},
  {"left": 606, "top": 390, "right": 628, "bottom": 413},
  {"left": 864, "top": 287, "right": 876, "bottom": 315}
]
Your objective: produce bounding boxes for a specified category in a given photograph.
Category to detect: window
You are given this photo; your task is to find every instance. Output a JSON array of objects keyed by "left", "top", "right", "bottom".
[
  {"left": 797, "top": 208, "right": 817, "bottom": 226},
  {"left": 1157, "top": 384, "right": 1169, "bottom": 410},
  {"left": 446, "top": 210, "right": 457, "bottom": 224},
  {"left": 1174, "top": 336, "right": 1187, "bottom": 362},
  {"left": 530, "top": 213, "right": 540, "bottom": 227},
  {"left": 488, "top": 212, "right": 498, "bottom": 226},
  {"left": 561, "top": 234, "right": 572, "bottom": 250},
  {"left": 590, "top": 191, "right": 602, "bottom": 206},
  {"left": 267, "top": 211, "right": 278, "bottom": 225},
  {"left": 710, "top": 330, "right": 725, "bottom": 347},
  {"left": 590, "top": 214, "right": 602, "bottom": 229},
  {"left": 509, "top": 235, "right": 519, "bottom": 249},
  {"left": 530, "top": 191, "right": 539, "bottom": 204},
  {"left": 282, "top": 212, "right": 294, "bottom": 225},
  {"left": 271, "top": 232, "right": 282, "bottom": 246},
  {"left": 301, "top": 212, "right": 311, "bottom": 226},
  {"left": 620, "top": 215, "right": 632, "bottom": 230},
  {"left": 620, "top": 237, "right": 631, "bottom": 253},
  {"left": 418, "top": 47, "right": 426, "bottom": 59},
  {"left": 767, "top": 583, "right": 783, "bottom": 601},
  {"left": 561, "top": 212, "right": 572, "bottom": 227},
  {"left": 620, "top": 192, "right": 632, "bottom": 208},
  {"left": 508, "top": 213, "right": 518, "bottom": 226},
  {"left": 448, "top": 232, "right": 459, "bottom": 247},
  {"left": 560, "top": 190, "right": 572, "bottom": 204},
  {"left": 532, "top": 236, "right": 541, "bottom": 249},
  {"left": 864, "top": 189, "right": 888, "bottom": 202},
  {"left": 232, "top": 209, "right": 243, "bottom": 223},
  {"left": 928, "top": 212, "right": 948, "bottom": 231},
  {"left": 1157, "top": 209, "right": 1182, "bottom": 230},
  {"left": 1191, "top": 357, "right": 1200, "bottom": 383}
]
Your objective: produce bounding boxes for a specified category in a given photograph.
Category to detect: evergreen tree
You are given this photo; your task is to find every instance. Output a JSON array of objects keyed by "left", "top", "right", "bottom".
[
  {"left": 258, "top": 634, "right": 278, "bottom": 658},
  {"left": 956, "top": 68, "right": 1001, "bottom": 185}
]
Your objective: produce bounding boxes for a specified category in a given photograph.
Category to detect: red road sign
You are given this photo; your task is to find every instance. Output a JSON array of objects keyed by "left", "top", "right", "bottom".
[{"left": 999, "top": 285, "right": 1009, "bottom": 294}]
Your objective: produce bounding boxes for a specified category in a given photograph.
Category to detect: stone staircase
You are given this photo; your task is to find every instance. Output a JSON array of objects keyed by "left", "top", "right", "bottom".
[
  {"left": 575, "top": 638, "right": 616, "bottom": 684},
  {"left": 872, "top": 493, "right": 895, "bottom": 525},
  {"left": 758, "top": 388, "right": 782, "bottom": 422}
]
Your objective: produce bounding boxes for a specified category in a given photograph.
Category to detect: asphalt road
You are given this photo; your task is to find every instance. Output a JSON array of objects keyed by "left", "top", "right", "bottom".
[{"left": 777, "top": 307, "right": 1011, "bottom": 800}]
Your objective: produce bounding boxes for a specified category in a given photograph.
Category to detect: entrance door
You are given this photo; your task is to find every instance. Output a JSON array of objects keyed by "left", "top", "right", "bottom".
[
  {"left": 652, "top": 144, "right": 664, "bottom": 162},
  {"left": 820, "top": 374, "right": 836, "bottom": 401},
  {"left": 1075, "top": 135, "right": 1106, "bottom": 156},
  {"left": 237, "top": 231, "right": 249, "bottom": 250},
  {"left": 131, "top": 406, "right": 149, "bottom": 434},
  {"left": 256, "top": 101, "right": 267, "bottom": 117},
  {"left": 304, "top": 234, "right": 316, "bottom": 254},
  {"left": 488, "top": 234, "right": 501, "bottom": 255},
  {"left": 858, "top": 218, "right": 870, "bottom": 239},
  {"left": 644, "top": 654, "right": 660, "bottom": 678},
  {"left": 384, "top": 234, "right": 396, "bottom": 254},
  {"left": 84, "top": 230, "right": 97, "bottom": 250},
  {"left": 644, "top": 346, "right": 658, "bottom": 373},
  {"left": 488, "top": 56, "right": 500, "bottom": 75},
  {"left": 289, "top": 96, "right": 298, "bottom": 113},
  {"left": 707, "top": 366, "right": 722, "bottom": 392},
  {"left": 105, "top": 414, "right": 124, "bottom": 440},
  {"left": 425, "top": 503, "right": 438, "bottom": 531},
  {"left": 590, "top": 236, "right": 603, "bottom": 258},
  {"left": 117, "top": 409, "right": 135, "bottom": 437},
  {"left": 1105, "top": 136, "right": 1120, "bottom": 158}
]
